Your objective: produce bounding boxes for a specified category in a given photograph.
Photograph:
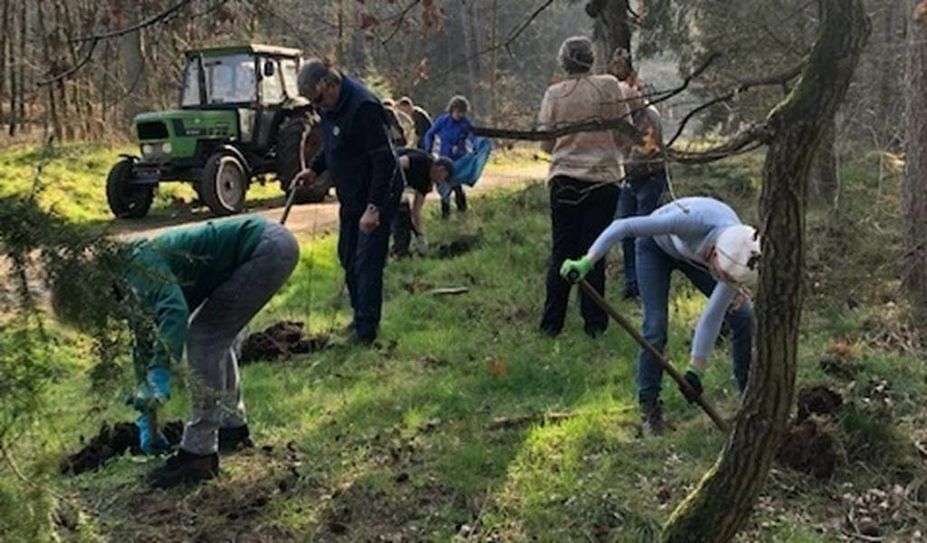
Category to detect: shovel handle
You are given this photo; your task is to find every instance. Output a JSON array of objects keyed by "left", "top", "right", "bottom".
[
  {"left": 280, "top": 183, "right": 298, "bottom": 225},
  {"left": 577, "top": 279, "right": 729, "bottom": 432}
]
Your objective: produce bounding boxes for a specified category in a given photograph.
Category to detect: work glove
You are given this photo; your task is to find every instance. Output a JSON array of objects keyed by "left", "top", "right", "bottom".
[
  {"left": 560, "top": 256, "right": 594, "bottom": 283},
  {"left": 136, "top": 411, "right": 170, "bottom": 455},
  {"left": 412, "top": 234, "right": 429, "bottom": 255},
  {"left": 680, "top": 366, "right": 704, "bottom": 404},
  {"left": 129, "top": 366, "right": 171, "bottom": 413}
]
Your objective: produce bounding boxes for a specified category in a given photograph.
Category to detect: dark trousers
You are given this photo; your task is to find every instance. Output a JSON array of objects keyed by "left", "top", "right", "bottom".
[
  {"left": 338, "top": 200, "right": 398, "bottom": 340},
  {"left": 391, "top": 199, "right": 414, "bottom": 258},
  {"left": 440, "top": 186, "right": 467, "bottom": 219},
  {"left": 617, "top": 169, "right": 667, "bottom": 292},
  {"left": 540, "top": 176, "right": 621, "bottom": 334},
  {"left": 636, "top": 236, "right": 753, "bottom": 402}
]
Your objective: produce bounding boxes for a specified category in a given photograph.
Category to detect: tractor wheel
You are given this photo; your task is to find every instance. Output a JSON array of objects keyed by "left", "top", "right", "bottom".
[
  {"left": 201, "top": 153, "right": 248, "bottom": 216},
  {"left": 106, "top": 158, "right": 154, "bottom": 219},
  {"left": 276, "top": 115, "right": 330, "bottom": 204}
]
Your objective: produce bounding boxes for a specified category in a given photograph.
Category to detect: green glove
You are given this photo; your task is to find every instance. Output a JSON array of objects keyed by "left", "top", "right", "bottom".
[{"left": 560, "top": 256, "right": 594, "bottom": 283}]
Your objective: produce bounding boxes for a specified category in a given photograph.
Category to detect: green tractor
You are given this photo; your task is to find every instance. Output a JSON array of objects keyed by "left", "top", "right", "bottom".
[{"left": 106, "top": 44, "right": 329, "bottom": 218}]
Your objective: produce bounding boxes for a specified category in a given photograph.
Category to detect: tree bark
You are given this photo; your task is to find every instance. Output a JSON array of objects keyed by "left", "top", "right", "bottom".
[
  {"left": 1, "top": 0, "right": 8, "bottom": 131},
  {"left": 903, "top": 0, "right": 927, "bottom": 321},
  {"left": 586, "top": 0, "right": 631, "bottom": 74},
  {"left": 120, "top": 2, "right": 146, "bottom": 126},
  {"left": 810, "top": 115, "right": 838, "bottom": 205},
  {"left": 661, "top": 1, "right": 870, "bottom": 542}
]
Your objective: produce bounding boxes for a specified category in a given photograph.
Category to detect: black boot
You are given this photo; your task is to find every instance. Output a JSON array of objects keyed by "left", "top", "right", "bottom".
[
  {"left": 441, "top": 198, "right": 451, "bottom": 220},
  {"left": 640, "top": 398, "right": 664, "bottom": 437},
  {"left": 218, "top": 425, "right": 254, "bottom": 453},
  {"left": 147, "top": 448, "right": 219, "bottom": 489},
  {"left": 454, "top": 186, "right": 468, "bottom": 212}
]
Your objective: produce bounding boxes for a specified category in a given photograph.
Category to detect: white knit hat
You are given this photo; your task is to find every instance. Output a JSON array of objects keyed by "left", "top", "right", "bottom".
[{"left": 715, "top": 225, "right": 761, "bottom": 287}]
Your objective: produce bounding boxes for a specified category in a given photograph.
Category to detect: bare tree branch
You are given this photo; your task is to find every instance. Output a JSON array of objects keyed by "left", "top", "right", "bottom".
[
  {"left": 434, "top": 0, "right": 556, "bottom": 80},
  {"left": 664, "top": 61, "right": 806, "bottom": 148},
  {"left": 381, "top": 0, "right": 423, "bottom": 46},
  {"left": 71, "top": 0, "right": 204, "bottom": 43}
]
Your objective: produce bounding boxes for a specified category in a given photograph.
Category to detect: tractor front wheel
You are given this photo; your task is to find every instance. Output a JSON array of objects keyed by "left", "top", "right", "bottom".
[
  {"left": 106, "top": 158, "right": 154, "bottom": 219},
  {"left": 201, "top": 153, "right": 248, "bottom": 216}
]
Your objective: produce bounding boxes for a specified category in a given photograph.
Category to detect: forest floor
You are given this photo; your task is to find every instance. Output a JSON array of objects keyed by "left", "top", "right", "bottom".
[{"left": 1, "top": 144, "right": 926, "bottom": 542}]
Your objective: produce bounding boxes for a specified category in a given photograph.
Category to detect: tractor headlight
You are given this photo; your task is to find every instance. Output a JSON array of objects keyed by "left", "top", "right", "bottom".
[
  {"left": 162, "top": 142, "right": 172, "bottom": 155},
  {"left": 142, "top": 144, "right": 154, "bottom": 155}
]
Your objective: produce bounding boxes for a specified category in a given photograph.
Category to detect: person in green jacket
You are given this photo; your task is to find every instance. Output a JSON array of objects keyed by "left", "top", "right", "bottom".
[{"left": 52, "top": 215, "right": 299, "bottom": 488}]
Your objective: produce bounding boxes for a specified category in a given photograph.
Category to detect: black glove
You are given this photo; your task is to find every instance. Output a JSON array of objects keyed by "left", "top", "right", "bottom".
[{"left": 680, "top": 370, "right": 703, "bottom": 404}]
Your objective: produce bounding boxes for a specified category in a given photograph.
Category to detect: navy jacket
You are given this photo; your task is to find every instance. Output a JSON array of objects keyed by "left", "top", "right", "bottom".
[{"left": 311, "top": 76, "right": 404, "bottom": 213}]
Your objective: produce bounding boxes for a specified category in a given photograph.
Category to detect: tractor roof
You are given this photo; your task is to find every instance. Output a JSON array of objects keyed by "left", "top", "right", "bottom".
[{"left": 186, "top": 44, "right": 302, "bottom": 58}]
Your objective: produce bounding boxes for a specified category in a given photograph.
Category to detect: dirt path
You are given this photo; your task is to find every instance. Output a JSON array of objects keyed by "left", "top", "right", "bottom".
[{"left": 111, "top": 162, "right": 549, "bottom": 240}]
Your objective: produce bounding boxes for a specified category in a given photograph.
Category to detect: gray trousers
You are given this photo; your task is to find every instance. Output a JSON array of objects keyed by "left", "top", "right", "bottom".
[{"left": 180, "top": 223, "right": 299, "bottom": 455}]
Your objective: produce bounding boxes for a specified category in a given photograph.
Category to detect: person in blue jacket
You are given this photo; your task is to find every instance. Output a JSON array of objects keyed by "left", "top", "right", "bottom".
[
  {"left": 422, "top": 95, "right": 492, "bottom": 219},
  {"left": 295, "top": 59, "right": 404, "bottom": 345}
]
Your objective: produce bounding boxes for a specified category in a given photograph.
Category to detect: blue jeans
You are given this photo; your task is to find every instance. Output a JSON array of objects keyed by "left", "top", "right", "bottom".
[
  {"left": 338, "top": 199, "right": 399, "bottom": 340},
  {"left": 617, "top": 170, "right": 667, "bottom": 292},
  {"left": 636, "top": 236, "right": 753, "bottom": 403}
]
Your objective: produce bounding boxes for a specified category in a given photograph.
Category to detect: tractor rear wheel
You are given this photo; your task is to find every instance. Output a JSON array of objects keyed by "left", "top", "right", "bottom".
[
  {"left": 201, "top": 153, "right": 248, "bottom": 216},
  {"left": 277, "top": 116, "right": 331, "bottom": 204},
  {"left": 106, "top": 158, "right": 154, "bottom": 219}
]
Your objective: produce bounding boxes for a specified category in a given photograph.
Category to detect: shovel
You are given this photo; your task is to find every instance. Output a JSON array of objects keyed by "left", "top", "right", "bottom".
[{"left": 569, "top": 274, "right": 729, "bottom": 432}]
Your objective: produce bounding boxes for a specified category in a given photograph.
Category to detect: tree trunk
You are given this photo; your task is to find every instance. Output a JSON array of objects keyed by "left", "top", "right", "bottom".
[
  {"left": 459, "top": 0, "right": 480, "bottom": 104},
  {"left": 661, "top": 1, "right": 870, "bottom": 542},
  {"left": 586, "top": 0, "right": 631, "bottom": 74},
  {"left": 1, "top": 0, "right": 8, "bottom": 131},
  {"left": 15, "top": 0, "right": 25, "bottom": 134},
  {"left": 903, "top": 0, "right": 927, "bottom": 321},
  {"left": 120, "top": 3, "right": 146, "bottom": 127},
  {"left": 810, "top": 115, "right": 838, "bottom": 205}
]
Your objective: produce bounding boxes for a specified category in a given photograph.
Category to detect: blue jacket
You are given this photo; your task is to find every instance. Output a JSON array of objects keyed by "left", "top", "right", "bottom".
[
  {"left": 422, "top": 113, "right": 475, "bottom": 160},
  {"left": 311, "top": 76, "right": 403, "bottom": 213}
]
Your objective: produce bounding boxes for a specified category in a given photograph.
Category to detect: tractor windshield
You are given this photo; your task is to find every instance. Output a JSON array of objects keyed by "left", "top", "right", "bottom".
[{"left": 181, "top": 54, "right": 257, "bottom": 107}]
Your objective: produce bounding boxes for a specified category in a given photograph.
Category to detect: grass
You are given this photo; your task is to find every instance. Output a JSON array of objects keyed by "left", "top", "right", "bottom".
[
  {"left": 0, "top": 142, "right": 286, "bottom": 227},
  {"left": 2, "top": 145, "right": 926, "bottom": 541}
]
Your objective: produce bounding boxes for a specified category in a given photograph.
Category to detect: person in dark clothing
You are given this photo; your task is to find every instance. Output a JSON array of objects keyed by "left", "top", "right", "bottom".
[
  {"left": 391, "top": 148, "right": 454, "bottom": 257},
  {"left": 295, "top": 59, "right": 404, "bottom": 344},
  {"left": 397, "top": 96, "right": 433, "bottom": 150}
]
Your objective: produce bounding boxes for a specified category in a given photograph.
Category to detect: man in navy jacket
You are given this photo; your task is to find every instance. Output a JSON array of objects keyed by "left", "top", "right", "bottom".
[{"left": 296, "top": 59, "right": 404, "bottom": 344}]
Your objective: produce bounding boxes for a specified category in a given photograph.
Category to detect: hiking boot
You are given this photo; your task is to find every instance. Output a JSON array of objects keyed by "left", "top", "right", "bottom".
[
  {"left": 218, "top": 425, "right": 254, "bottom": 453},
  {"left": 640, "top": 398, "right": 664, "bottom": 437},
  {"left": 147, "top": 449, "right": 218, "bottom": 489}
]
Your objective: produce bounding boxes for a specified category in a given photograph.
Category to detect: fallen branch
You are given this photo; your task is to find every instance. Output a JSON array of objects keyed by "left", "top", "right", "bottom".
[{"left": 426, "top": 287, "right": 470, "bottom": 296}]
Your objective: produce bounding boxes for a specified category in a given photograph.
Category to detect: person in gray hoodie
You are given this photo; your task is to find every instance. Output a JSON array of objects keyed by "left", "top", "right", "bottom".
[{"left": 561, "top": 197, "right": 761, "bottom": 435}]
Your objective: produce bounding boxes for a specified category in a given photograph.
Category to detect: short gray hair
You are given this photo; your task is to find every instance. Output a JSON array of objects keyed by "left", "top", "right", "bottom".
[
  {"left": 297, "top": 58, "right": 340, "bottom": 98},
  {"left": 558, "top": 36, "right": 595, "bottom": 75}
]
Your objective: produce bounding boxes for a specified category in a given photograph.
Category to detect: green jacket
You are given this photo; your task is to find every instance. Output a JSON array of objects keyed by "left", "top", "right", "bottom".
[{"left": 127, "top": 216, "right": 268, "bottom": 376}]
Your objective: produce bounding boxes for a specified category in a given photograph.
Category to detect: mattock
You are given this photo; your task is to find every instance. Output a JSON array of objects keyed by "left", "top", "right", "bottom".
[{"left": 567, "top": 271, "right": 730, "bottom": 432}]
